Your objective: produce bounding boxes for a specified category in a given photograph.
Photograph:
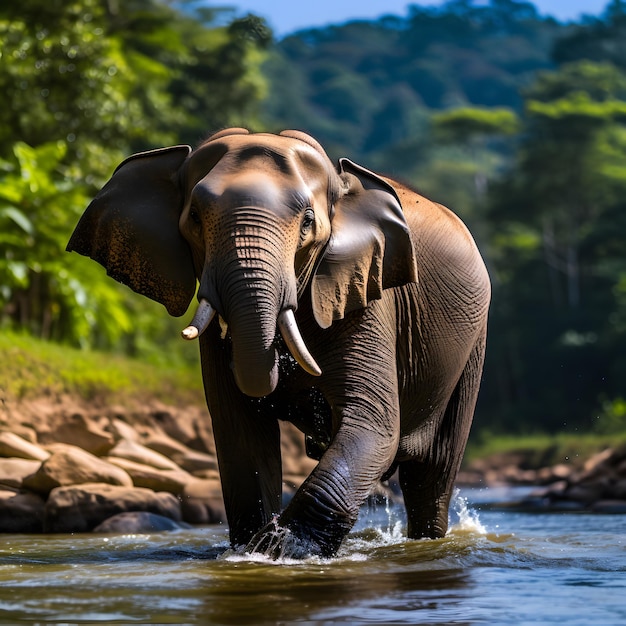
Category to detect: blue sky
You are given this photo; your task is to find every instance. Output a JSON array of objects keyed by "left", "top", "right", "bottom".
[{"left": 209, "top": 0, "right": 611, "bottom": 36}]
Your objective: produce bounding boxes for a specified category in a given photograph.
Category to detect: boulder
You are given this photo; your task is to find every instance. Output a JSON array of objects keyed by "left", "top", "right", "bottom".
[
  {"left": 536, "top": 463, "right": 572, "bottom": 485},
  {"left": 141, "top": 433, "right": 190, "bottom": 458},
  {"left": 148, "top": 405, "right": 216, "bottom": 455},
  {"left": 190, "top": 468, "right": 220, "bottom": 481},
  {"left": 107, "top": 439, "right": 180, "bottom": 471},
  {"left": 0, "top": 488, "right": 45, "bottom": 532},
  {"left": 0, "top": 431, "right": 49, "bottom": 461},
  {"left": 561, "top": 483, "right": 605, "bottom": 504},
  {"left": 104, "top": 456, "right": 192, "bottom": 494},
  {"left": 583, "top": 447, "right": 615, "bottom": 473},
  {"left": 142, "top": 433, "right": 218, "bottom": 473},
  {"left": 180, "top": 478, "right": 226, "bottom": 524},
  {"left": 93, "top": 512, "right": 192, "bottom": 533},
  {"left": 23, "top": 445, "right": 132, "bottom": 495},
  {"left": 0, "top": 458, "right": 41, "bottom": 489},
  {"left": 150, "top": 408, "right": 199, "bottom": 445},
  {"left": 107, "top": 417, "right": 142, "bottom": 442},
  {"left": 44, "top": 482, "right": 182, "bottom": 533},
  {"left": 173, "top": 449, "right": 218, "bottom": 474},
  {"left": 47, "top": 412, "right": 115, "bottom": 455}
]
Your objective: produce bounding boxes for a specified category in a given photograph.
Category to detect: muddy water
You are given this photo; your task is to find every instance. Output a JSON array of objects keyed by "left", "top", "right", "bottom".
[{"left": 0, "top": 489, "right": 624, "bottom": 625}]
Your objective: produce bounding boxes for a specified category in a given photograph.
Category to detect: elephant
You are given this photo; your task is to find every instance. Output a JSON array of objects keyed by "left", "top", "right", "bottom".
[{"left": 67, "top": 128, "right": 490, "bottom": 558}]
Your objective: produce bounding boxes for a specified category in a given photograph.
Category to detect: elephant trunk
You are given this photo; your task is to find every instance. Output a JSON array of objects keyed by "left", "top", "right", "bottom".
[
  {"left": 227, "top": 287, "right": 282, "bottom": 397},
  {"left": 182, "top": 300, "right": 321, "bottom": 390},
  {"left": 181, "top": 216, "right": 321, "bottom": 397}
]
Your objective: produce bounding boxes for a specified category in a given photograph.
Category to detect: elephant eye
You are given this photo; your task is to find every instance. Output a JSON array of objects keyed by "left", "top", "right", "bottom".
[
  {"left": 189, "top": 207, "right": 201, "bottom": 225},
  {"left": 300, "top": 208, "right": 315, "bottom": 236}
]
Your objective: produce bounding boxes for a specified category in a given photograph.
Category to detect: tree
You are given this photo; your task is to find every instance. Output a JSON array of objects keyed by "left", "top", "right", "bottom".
[
  {"left": 0, "top": 0, "right": 272, "bottom": 350},
  {"left": 432, "top": 106, "right": 520, "bottom": 204},
  {"left": 518, "top": 61, "right": 626, "bottom": 309},
  {"left": 483, "top": 60, "right": 626, "bottom": 432},
  {"left": 0, "top": 141, "right": 133, "bottom": 344},
  {"left": 0, "top": 0, "right": 140, "bottom": 162},
  {"left": 552, "top": 0, "right": 626, "bottom": 70}
]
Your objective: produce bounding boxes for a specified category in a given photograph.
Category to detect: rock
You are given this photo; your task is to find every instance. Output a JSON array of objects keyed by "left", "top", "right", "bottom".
[
  {"left": 150, "top": 408, "right": 199, "bottom": 446},
  {"left": 142, "top": 433, "right": 218, "bottom": 473},
  {"left": 47, "top": 412, "right": 115, "bottom": 455},
  {"left": 180, "top": 478, "right": 225, "bottom": 524},
  {"left": 0, "top": 431, "right": 49, "bottom": 461},
  {"left": 104, "top": 456, "right": 192, "bottom": 494},
  {"left": 23, "top": 445, "right": 132, "bottom": 495},
  {"left": 44, "top": 483, "right": 182, "bottom": 533},
  {"left": 583, "top": 447, "right": 615, "bottom": 473},
  {"left": 93, "top": 512, "right": 192, "bottom": 533},
  {"left": 536, "top": 463, "right": 572, "bottom": 485},
  {"left": 107, "top": 418, "right": 141, "bottom": 442},
  {"left": 173, "top": 449, "right": 218, "bottom": 474},
  {"left": 543, "top": 479, "right": 569, "bottom": 497},
  {"left": 188, "top": 468, "right": 220, "bottom": 481},
  {"left": 108, "top": 439, "right": 180, "bottom": 471},
  {"left": 0, "top": 489, "right": 45, "bottom": 532},
  {"left": 0, "top": 458, "right": 41, "bottom": 489},
  {"left": 5, "top": 424, "right": 38, "bottom": 444},
  {"left": 141, "top": 433, "right": 190, "bottom": 457},
  {"left": 561, "top": 483, "right": 606, "bottom": 505},
  {"left": 149, "top": 405, "right": 216, "bottom": 456},
  {"left": 590, "top": 500, "right": 626, "bottom": 514},
  {"left": 456, "top": 469, "right": 485, "bottom": 486}
]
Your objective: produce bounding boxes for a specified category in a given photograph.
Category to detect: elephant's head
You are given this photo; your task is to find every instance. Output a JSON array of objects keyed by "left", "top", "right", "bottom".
[{"left": 67, "top": 129, "right": 417, "bottom": 397}]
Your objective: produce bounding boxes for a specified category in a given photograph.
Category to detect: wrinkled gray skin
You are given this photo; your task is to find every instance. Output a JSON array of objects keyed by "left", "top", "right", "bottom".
[{"left": 67, "top": 128, "right": 490, "bottom": 558}]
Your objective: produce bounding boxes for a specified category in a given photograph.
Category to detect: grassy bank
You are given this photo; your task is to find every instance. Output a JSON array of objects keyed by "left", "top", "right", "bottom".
[
  {"left": 0, "top": 330, "right": 204, "bottom": 406},
  {"left": 465, "top": 431, "right": 626, "bottom": 468}
]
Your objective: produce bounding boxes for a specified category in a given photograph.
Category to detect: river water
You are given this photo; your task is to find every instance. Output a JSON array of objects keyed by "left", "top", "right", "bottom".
[{"left": 0, "top": 488, "right": 624, "bottom": 625}]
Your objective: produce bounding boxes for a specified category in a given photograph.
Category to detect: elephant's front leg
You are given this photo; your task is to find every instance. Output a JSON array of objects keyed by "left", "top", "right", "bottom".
[
  {"left": 272, "top": 419, "right": 398, "bottom": 557},
  {"left": 199, "top": 332, "right": 282, "bottom": 548},
  {"left": 246, "top": 312, "right": 400, "bottom": 558}
]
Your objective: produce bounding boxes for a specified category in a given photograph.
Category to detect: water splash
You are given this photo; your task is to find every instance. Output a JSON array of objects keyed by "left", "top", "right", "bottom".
[
  {"left": 221, "top": 491, "right": 487, "bottom": 565},
  {"left": 448, "top": 488, "right": 487, "bottom": 535}
]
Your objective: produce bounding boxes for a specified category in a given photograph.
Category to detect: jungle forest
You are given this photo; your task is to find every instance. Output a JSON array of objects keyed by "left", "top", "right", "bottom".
[{"left": 1, "top": 0, "right": 626, "bottom": 439}]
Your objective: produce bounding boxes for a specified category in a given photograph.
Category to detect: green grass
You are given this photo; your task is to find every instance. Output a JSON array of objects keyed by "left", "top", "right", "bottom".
[
  {"left": 465, "top": 430, "right": 626, "bottom": 467},
  {"left": 0, "top": 330, "right": 204, "bottom": 406}
]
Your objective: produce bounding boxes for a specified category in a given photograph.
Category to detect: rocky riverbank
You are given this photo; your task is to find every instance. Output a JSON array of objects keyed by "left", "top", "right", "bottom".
[
  {"left": 458, "top": 445, "right": 626, "bottom": 513},
  {"left": 0, "top": 396, "right": 316, "bottom": 533},
  {"left": 1, "top": 395, "right": 625, "bottom": 533}
]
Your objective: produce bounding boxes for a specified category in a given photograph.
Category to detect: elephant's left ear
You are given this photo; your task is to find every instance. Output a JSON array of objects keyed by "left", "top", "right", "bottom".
[{"left": 311, "top": 158, "right": 418, "bottom": 329}]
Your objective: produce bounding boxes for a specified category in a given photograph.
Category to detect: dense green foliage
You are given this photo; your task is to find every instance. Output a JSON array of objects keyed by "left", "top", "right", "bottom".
[
  {"left": 1, "top": 0, "right": 625, "bottom": 437},
  {"left": 0, "top": 0, "right": 270, "bottom": 353}
]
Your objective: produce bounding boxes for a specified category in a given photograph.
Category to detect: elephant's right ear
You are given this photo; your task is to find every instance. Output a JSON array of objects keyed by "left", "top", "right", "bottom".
[{"left": 67, "top": 145, "right": 195, "bottom": 317}]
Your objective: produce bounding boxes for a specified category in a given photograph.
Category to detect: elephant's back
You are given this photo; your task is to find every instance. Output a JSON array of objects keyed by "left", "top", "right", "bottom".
[{"left": 384, "top": 177, "right": 490, "bottom": 300}]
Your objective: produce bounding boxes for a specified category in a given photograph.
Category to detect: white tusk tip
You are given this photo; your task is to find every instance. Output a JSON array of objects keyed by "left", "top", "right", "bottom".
[
  {"left": 309, "top": 363, "right": 322, "bottom": 377},
  {"left": 181, "top": 326, "right": 199, "bottom": 340}
]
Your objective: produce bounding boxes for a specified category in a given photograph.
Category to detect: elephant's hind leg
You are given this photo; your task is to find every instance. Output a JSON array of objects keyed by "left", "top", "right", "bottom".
[{"left": 399, "top": 333, "right": 486, "bottom": 539}]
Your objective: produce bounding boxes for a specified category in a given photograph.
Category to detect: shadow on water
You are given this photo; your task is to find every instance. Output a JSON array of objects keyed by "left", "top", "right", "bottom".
[{"left": 0, "top": 491, "right": 624, "bottom": 624}]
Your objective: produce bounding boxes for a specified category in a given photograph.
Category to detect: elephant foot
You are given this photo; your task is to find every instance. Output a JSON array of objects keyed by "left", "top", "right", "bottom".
[{"left": 243, "top": 516, "right": 322, "bottom": 560}]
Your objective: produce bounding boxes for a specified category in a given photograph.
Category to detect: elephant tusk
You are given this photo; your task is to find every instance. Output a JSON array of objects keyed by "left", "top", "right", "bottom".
[
  {"left": 278, "top": 309, "right": 322, "bottom": 377},
  {"left": 181, "top": 299, "right": 216, "bottom": 340}
]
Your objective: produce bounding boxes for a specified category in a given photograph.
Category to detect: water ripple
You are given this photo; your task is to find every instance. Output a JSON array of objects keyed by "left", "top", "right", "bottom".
[{"left": 0, "top": 490, "right": 624, "bottom": 624}]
